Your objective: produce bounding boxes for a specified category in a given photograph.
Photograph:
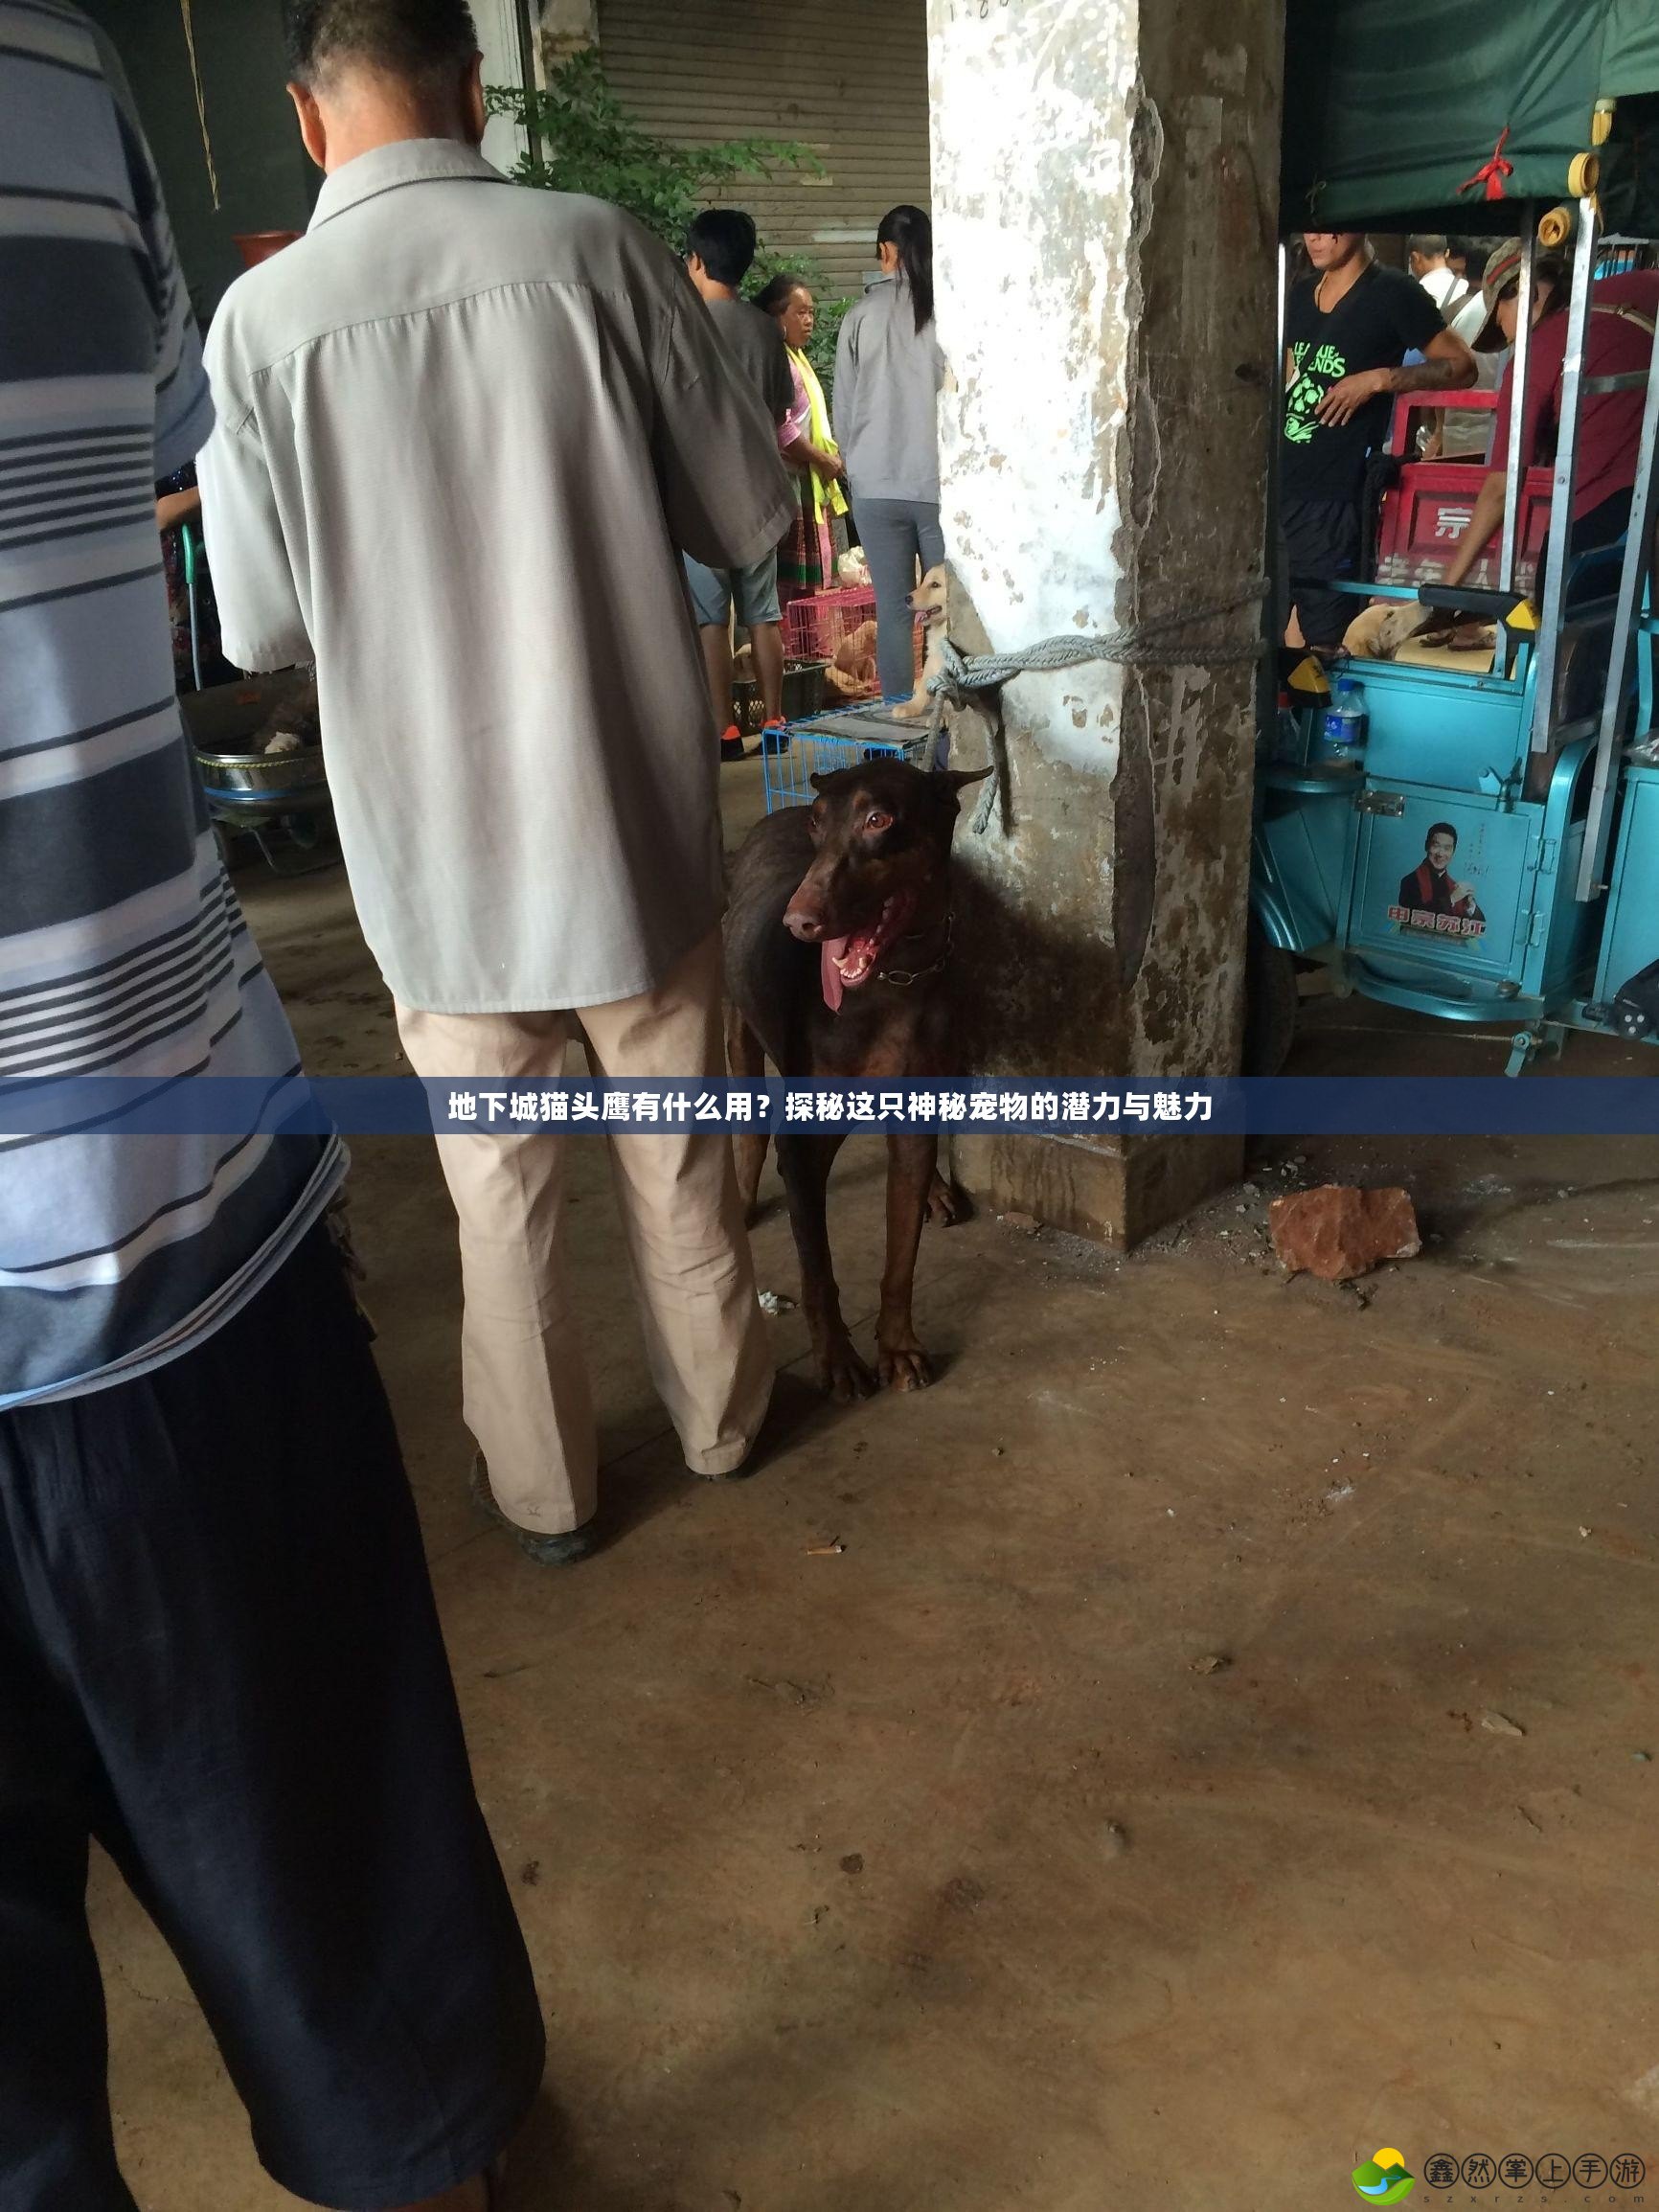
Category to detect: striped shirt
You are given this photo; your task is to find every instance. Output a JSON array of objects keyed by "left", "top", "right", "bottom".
[{"left": 0, "top": 1, "right": 342, "bottom": 1410}]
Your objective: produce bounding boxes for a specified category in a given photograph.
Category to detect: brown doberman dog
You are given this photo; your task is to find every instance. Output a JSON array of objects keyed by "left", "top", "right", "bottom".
[{"left": 724, "top": 758, "right": 990, "bottom": 1402}]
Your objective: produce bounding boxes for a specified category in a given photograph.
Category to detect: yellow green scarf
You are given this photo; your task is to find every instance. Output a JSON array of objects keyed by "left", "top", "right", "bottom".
[{"left": 790, "top": 347, "right": 850, "bottom": 524}]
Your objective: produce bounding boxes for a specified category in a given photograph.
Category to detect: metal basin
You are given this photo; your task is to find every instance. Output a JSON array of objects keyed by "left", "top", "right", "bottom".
[{"left": 195, "top": 748, "right": 329, "bottom": 799}]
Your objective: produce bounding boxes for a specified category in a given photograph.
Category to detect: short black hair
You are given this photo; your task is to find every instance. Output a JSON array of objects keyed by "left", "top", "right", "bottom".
[
  {"left": 1426, "top": 821, "right": 1457, "bottom": 850},
  {"left": 686, "top": 209, "right": 757, "bottom": 287},
  {"left": 284, "top": 0, "right": 478, "bottom": 86},
  {"left": 1409, "top": 233, "right": 1449, "bottom": 259}
]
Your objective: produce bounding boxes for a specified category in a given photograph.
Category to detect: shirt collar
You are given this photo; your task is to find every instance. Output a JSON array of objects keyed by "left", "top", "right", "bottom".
[{"left": 308, "top": 139, "right": 506, "bottom": 232}]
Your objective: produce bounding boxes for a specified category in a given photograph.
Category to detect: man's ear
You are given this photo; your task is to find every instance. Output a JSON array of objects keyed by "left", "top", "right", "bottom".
[
  {"left": 461, "top": 49, "right": 486, "bottom": 147},
  {"left": 288, "top": 80, "right": 327, "bottom": 171}
]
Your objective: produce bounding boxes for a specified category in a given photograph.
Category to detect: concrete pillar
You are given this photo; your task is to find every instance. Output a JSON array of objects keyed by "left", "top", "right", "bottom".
[{"left": 929, "top": 0, "right": 1283, "bottom": 1244}]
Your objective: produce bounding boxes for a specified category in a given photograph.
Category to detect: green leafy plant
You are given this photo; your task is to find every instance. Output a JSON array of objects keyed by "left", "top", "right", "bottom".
[
  {"left": 486, "top": 51, "right": 817, "bottom": 251},
  {"left": 487, "top": 54, "right": 854, "bottom": 399}
]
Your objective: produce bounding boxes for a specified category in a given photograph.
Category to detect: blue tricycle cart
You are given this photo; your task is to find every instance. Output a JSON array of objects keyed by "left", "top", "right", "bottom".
[{"left": 1261, "top": 1, "right": 1659, "bottom": 1073}]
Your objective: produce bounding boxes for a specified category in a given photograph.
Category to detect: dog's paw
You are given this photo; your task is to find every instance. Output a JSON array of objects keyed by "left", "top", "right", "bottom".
[
  {"left": 818, "top": 1337, "right": 877, "bottom": 1402},
  {"left": 878, "top": 1344, "right": 933, "bottom": 1392},
  {"left": 926, "top": 1174, "right": 968, "bottom": 1227}
]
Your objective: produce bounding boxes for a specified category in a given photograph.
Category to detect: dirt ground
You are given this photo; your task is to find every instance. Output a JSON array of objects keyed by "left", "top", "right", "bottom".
[{"left": 95, "top": 759, "right": 1659, "bottom": 2212}]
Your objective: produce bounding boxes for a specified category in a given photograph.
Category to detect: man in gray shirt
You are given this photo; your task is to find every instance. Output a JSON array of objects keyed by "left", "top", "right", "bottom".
[
  {"left": 201, "top": 0, "right": 792, "bottom": 1564},
  {"left": 684, "top": 208, "right": 795, "bottom": 756}
]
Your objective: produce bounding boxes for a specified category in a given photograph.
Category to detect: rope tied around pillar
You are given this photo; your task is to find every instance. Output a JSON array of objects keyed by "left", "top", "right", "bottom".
[{"left": 923, "top": 580, "right": 1269, "bottom": 834}]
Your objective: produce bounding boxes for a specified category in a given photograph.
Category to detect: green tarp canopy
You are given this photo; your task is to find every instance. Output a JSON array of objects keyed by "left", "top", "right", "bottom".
[{"left": 1282, "top": 0, "right": 1659, "bottom": 233}]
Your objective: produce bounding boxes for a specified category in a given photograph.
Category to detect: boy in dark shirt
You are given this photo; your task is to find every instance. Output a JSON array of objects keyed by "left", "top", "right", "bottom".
[
  {"left": 684, "top": 207, "right": 795, "bottom": 758},
  {"left": 1281, "top": 231, "right": 1477, "bottom": 647}
]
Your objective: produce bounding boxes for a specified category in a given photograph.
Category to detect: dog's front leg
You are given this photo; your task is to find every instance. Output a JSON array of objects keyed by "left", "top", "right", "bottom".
[
  {"left": 877, "top": 1133, "right": 937, "bottom": 1390},
  {"left": 776, "top": 1131, "right": 875, "bottom": 1402}
]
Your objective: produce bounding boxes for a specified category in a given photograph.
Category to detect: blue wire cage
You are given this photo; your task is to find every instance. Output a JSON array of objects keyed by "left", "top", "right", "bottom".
[{"left": 761, "top": 704, "right": 940, "bottom": 812}]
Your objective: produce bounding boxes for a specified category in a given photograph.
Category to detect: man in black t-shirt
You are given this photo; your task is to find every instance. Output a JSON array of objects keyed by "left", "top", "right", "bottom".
[{"left": 1281, "top": 232, "right": 1476, "bottom": 647}]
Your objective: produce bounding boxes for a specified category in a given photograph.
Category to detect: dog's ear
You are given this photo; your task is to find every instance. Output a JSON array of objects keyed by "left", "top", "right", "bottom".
[
  {"left": 807, "top": 772, "right": 834, "bottom": 794},
  {"left": 938, "top": 765, "right": 993, "bottom": 793}
]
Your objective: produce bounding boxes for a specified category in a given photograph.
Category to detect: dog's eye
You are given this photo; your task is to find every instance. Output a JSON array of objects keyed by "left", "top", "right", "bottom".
[{"left": 864, "top": 810, "right": 893, "bottom": 833}]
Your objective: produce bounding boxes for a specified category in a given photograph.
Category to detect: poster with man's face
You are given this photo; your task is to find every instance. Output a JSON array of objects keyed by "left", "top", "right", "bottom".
[{"left": 1389, "top": 820, "right": 1487, "bottom": 941}]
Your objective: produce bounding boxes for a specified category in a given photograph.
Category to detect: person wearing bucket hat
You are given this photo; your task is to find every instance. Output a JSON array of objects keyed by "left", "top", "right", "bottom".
[
  {"left": 1466, "top": 239, "right": 1560, "bottom": 355},
  {"left": 1442, "top": 241, "right": 1658, "bottom": 597}
]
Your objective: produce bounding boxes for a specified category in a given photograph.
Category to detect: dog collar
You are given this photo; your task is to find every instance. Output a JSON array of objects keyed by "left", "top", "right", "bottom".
[{"left": 879, "top": 912, "right": 954, "bottom": 990}]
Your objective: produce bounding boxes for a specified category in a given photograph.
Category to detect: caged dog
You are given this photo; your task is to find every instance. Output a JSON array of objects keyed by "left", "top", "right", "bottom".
[{"left": 724, "top": 755, "right": 990, "bottom": 1402}]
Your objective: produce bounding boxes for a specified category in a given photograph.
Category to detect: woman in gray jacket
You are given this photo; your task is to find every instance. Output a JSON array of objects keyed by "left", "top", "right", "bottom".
[{"left": 833, "top": 204, "right": 945, "bottom": 701}]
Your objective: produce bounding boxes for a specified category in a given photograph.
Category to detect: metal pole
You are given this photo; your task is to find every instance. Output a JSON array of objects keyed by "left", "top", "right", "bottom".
[
  {"left": 1256, "top": 239, "right": 1287, "bottom": 764},
  {"left": 512, "top": 0, "right": 541, "bottom": 167},
  {"left": 1498, "top": 221, "right": 1535, "bottom": 591},
  {"left": 1268, "top": 237, "right": 1287, "bottom": 664},
  {"left": 1576, "top": 335, "right": 1659, "bottom": 900},
  {"left": 1529, "top": 196, "right": 1600, "bottom": 756}
]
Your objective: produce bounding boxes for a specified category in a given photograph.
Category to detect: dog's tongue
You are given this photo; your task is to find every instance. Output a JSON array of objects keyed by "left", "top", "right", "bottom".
[{"left": 821, "top": 937, "right": 849, "bottom": 1013}]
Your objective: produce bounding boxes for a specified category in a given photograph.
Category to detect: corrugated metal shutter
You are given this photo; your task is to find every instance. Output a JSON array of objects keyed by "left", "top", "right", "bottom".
[{"left": 597, "top": 0, "right": 929, "bottom": 304}]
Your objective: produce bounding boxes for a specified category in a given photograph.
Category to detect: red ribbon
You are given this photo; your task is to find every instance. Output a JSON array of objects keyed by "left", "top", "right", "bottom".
[{"left": 1459, "top": 125, "right": 1514, "bottom": 201}]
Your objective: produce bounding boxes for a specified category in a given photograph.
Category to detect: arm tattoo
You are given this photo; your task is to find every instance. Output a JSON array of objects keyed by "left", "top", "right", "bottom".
[{"left": 1382, "top": 355, "right": 1465, "bottom": 396}]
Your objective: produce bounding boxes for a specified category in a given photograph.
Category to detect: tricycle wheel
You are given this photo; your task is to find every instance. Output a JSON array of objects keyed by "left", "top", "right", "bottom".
[{"left": 1242, "top": 914, "right": 1298, "bottom": 1077}]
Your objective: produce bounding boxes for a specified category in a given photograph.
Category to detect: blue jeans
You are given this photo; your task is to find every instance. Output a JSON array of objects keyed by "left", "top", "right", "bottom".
[{"left": 851, "top": 494, "right": 945, "bottom": 699}]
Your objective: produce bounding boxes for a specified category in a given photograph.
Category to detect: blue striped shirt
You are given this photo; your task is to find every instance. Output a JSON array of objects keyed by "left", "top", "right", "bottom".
[{"left": 0, "top": 0, "right": 343, "bottom": 1409}]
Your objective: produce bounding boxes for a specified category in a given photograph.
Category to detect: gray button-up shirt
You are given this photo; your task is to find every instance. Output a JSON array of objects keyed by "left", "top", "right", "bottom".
[{"left": 200, "top": 139, "right": 791, "bottom": 1013}]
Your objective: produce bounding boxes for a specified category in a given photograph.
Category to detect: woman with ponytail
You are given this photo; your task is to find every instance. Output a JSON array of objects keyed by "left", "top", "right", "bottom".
[{"left": 833, "top": 204, "right": 945, "bottom": 701}]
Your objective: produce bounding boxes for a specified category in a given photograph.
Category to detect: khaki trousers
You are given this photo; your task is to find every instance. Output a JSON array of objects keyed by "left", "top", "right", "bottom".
[{"left": 395, "top": 930, "right": 772, "bottom": 1534}]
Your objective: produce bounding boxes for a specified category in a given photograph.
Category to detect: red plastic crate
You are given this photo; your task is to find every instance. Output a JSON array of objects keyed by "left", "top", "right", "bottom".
[
  {"left": 1375, "top": 391, "right": 1552, "bottom": 592},
  {"left": 1385, "top": 388, "right": 1499, "bottom": 459},
  {"left": 1375, "top": 460, "right": 1554, "bottom": 593}
]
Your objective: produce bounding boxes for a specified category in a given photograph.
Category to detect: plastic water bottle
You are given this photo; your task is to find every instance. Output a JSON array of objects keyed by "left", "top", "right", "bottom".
[{"left": 1320, "top": 677, "right": 1368, "bottom": 758}]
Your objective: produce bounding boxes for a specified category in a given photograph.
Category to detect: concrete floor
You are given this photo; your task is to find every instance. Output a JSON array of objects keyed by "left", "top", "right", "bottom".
[{"left": 95, "top": 759, "right": 1659, "bottom": 2211}]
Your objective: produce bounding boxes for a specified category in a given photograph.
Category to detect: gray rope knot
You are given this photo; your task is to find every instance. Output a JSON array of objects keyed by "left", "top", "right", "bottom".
[{"left": 924, "top": 580, "right": 1268, "bottom": 833}]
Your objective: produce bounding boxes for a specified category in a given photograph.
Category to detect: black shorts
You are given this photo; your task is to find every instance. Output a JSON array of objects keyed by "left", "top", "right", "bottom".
[
  {"left": 0, "top": 1224, "right": 544, "bottom": 2210},
  {"left": 1279, "top": 496, "right": 1363, "bottom": 649}
]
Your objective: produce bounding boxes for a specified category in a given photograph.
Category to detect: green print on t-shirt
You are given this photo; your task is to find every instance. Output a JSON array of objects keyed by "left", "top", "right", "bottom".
[{"left": 1284, "top": 339, "right": 1348, "bottom": 445}]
